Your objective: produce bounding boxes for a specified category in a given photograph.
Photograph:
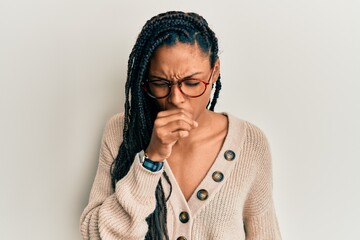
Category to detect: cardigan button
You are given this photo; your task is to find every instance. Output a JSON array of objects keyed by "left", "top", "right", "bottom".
[
  {"left": 179, "top": 211, "right": 190, "bottom": 223},
  {"left": 212, "top": 171, "right": 224, "bottom": 182},
  {"left": 177, "top": 237, "right": 187, "bottom": 240},
  {"left": 224, "top": 150, "right": 236, "bottom": 161},
  {"left": 197, "top": 189, "right": 208, "bottom": 201}
]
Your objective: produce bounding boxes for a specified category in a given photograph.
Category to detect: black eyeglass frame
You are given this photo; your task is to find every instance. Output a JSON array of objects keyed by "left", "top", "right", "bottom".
[{"left": 142, "top": 67, "right": 216, "bottom": 99}]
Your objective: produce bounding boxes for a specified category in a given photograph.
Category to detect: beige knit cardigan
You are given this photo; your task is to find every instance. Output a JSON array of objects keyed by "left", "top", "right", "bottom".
[{"left": 80, "top": 112, "right": 281, "bottom": 240}]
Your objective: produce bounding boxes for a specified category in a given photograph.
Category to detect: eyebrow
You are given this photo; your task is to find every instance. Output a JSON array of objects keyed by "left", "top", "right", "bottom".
[{"left": 148, "top": 72, "right": 203, "bottom": 81}]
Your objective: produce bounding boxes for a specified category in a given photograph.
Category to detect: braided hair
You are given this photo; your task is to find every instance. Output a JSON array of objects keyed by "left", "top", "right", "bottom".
[{"left": 111, "top": 11, "right": 222, "bottom": 239}]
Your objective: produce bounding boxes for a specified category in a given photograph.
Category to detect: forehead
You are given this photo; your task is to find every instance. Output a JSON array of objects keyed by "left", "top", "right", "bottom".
[{"left": 149, "top": 42, "right": 210, "bottom": 73}]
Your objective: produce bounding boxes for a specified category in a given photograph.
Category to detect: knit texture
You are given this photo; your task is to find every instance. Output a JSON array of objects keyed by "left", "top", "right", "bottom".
[{"left": 80, "top": 112, "right": 281, "bottom": 240}]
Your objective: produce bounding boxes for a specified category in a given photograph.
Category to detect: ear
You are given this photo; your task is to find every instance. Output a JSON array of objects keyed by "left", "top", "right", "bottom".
[{"left": 212, "top": 58, "right": 221, "bottom": 84}]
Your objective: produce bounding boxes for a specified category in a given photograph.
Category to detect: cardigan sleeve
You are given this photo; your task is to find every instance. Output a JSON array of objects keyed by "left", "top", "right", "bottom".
[
  {"left": 80, "top": 113, "right": 163, "bottom": 240},
  {"left": 243, "top": 125, "right": 282, "bottom": 240}
]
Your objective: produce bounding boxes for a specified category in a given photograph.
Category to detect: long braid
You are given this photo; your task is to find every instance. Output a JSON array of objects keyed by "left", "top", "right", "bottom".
[
  {"left": 209, "top": 74, "right": 222, "bottom": 111},
  {"left": 111, "top": 11, "right": 222, "bottom": 239}
]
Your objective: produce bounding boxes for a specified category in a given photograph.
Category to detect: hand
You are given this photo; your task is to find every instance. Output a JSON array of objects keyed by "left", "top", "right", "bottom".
[{"left": 145, "top": 109, "right": 198, "bottom": 161}]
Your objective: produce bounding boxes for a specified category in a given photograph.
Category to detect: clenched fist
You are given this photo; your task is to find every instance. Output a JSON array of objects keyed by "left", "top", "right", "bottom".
[{"left": 145, "top": 109, "right": 198, "bottom": 161}]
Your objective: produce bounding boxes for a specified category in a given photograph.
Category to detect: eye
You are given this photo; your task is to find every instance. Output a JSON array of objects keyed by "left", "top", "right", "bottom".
[
  {"left": 183, "top": 80, "right": 201, "bottom": 87},
  {"left": 149, "top": 80, "right": 169, "bottom": 87}
]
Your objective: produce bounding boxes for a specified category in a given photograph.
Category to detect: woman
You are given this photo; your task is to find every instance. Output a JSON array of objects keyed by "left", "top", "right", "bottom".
[{"left": 80, "top": 11, "right": 281, "bottom": 240}]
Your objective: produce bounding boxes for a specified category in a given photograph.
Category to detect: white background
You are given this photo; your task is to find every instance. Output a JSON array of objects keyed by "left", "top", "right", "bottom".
[{"left": 1, "top": 0, "right": 359, "bottom": 239}]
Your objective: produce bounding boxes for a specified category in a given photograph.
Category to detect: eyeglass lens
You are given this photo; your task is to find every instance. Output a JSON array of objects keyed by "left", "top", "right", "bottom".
[{"left": 147, "top": 79, "right": 206, "bottom": 98}]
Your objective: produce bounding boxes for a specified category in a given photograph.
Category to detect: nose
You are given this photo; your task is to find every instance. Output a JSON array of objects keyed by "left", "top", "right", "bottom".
[{"left": 167, "top": 82, "right": 185, "bottom": 106}]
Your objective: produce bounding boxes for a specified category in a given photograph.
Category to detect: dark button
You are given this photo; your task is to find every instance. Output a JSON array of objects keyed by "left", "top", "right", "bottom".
[
  {"left": 196, "top": 189, "right": 209, "bottom": 201},
  {"left": 179, "top": 211, "right": 189, "bottom": 223},
  {"left": 177, "top": 237, "right": 187, "bottom": 240},
  {"left": 212, "top": 171, "right": 224, "bottom": 182},
  {"left": 224, "top": 150, "right": 236, "bottom": 161}
]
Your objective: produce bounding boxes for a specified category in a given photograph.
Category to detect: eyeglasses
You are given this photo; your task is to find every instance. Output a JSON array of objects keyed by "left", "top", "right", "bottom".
[{"left": 142, "top": 68, "right": 215, "bottom": 99}]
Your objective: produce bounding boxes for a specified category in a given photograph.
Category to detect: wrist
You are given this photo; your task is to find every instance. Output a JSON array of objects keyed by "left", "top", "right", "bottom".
[
  {"left": 140, "top": 151, "right": 164, "bottom": 172},
  {"left": 144, "top": 148, "right": 165, "bottom": 162}
]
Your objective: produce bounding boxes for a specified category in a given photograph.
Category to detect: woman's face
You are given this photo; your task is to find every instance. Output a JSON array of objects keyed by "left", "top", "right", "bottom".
[{"left": 147, "top": 42, "right": 220, "bottom": 121}]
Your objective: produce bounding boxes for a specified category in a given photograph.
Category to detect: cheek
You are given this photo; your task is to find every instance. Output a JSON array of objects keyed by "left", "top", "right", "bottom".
[
  {"left": 204, "top": 85, "right": 214, "bottom": 101},
  {"left": 154, "top": 99, "right": 165, "bottom": 110},
  {"left": 196, "top": 87, "right": 213, "bottom": 108}
]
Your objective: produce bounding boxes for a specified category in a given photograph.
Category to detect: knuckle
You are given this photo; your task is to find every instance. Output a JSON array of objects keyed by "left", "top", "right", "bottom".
[
  {"left": 156, "top": 112, "right": 165, "bottom": 119},
  {"left": 179, "top": 131, "right": 188, "bottom": 138},
  {"left": 154, "top": 119, "right": 164, "bottom": 127},
  {"left": 179, "top": 113, "right": 186, "bottom": 119},
  {"left": 177, "top": 119, "right": 184, "bottom": 126},
  {"left": 154, "top": 128, "right": 162, "bottom": 136},
  {"left": 177, "top": 120, "right": 189, "bottom": 129}
]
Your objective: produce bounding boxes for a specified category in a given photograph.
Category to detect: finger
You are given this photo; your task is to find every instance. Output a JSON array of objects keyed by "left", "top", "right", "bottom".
[
  {"left": 155, "top": 112, "right": 197, "bottom": 128},
  {"left": 157, "top": 108, "right": 192, "bottom": 119},
  {"left": 155, "top": 115, "right": 196, "bottom": 129},
  {"left": 155, "top": 120, "right": 192, "bottom": 140},
  {"left": 172, "top": 130, "right": 190, "bottom": 139},
  {"left": 165, "top": 130, "right": 190, "bottom": 143},
  {"left": 164, "top": 119, "right": 193, "bottom": 132},
  {"left": 155, "top": 120, "right": 193, "bottom": 143}
]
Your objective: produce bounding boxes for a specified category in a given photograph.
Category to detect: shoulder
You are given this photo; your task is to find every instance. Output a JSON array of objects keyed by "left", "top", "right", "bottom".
[
  {"left": 104, "top": 112, "right": 125, "bottom": 134},
  {"left": 244, "top": 120, "right": 269, "bottom": 147},
  {"left": 101, "top": 112, "right": 125, "bottom": 159},
  {"left": 226, "top": 114, "right": 273, "bottom": 181},
  {"left": 226, "top": 113, "right": 270, "bottom": 155}
]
